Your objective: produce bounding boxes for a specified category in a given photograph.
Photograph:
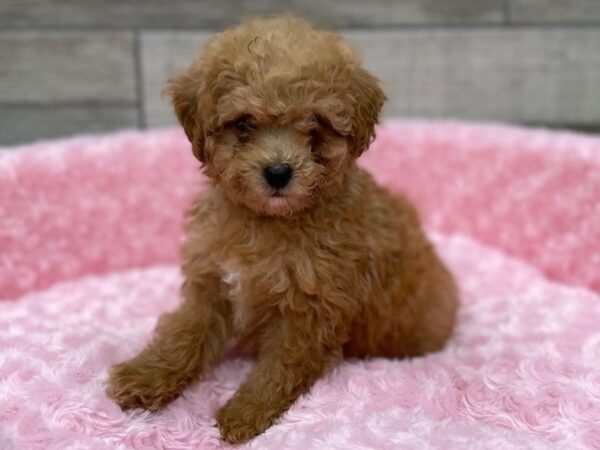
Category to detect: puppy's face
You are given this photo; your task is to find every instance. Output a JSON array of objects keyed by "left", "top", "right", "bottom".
[
  {"left": 169, "top": 17, "right": 386, "bottom": 216},
  {"left": 207, "top": 108, "right": 350, "bottom": 216}
]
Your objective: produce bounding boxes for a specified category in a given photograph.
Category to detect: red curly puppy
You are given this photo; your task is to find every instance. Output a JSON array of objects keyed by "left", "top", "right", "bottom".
[{"left": 107, "top": 16, "right": 458, "bottom": 444}]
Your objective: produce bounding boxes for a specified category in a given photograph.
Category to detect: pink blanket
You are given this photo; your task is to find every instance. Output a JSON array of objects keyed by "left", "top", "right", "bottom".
[{"left": 1, "top": 121, "right": 599, "bottom": 449}]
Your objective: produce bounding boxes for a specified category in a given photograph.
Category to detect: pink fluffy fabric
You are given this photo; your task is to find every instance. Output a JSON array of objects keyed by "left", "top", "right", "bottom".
[{"left": 1, "top": 121, "right": 599, "bottom": 449}]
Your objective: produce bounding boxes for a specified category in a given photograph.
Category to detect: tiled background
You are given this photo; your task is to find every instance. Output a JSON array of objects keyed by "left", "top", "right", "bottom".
[{"left": 1, "top": 0, "right": 600, "bottom": 145}]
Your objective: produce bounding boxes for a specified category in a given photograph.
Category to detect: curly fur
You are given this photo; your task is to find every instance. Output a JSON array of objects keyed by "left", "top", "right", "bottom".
[{"left": 107, "top": 16, "right": 458, "bottom": 444}]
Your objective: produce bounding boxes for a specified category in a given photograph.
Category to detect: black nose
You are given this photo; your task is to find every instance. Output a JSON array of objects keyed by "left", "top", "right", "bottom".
[{"left": 264, "top": 163, "right": 292, "bottom": 189}]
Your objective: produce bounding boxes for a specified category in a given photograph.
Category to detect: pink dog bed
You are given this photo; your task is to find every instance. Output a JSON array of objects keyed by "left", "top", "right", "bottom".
[{"left": 1, "top": 121, "right": 599, "bottom": 449}]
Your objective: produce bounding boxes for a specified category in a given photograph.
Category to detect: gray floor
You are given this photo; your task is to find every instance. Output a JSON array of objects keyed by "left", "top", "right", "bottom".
[{"left": 1, "top": 0, "right": 600, "bottom": 146}]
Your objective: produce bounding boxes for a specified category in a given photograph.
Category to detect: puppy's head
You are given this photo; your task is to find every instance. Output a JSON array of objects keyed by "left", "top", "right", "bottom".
[{"left": 168, "top": 17, "right": 386, "bottom": 216}]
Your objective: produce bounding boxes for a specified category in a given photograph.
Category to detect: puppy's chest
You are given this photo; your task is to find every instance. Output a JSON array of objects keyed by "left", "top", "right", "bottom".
[
  {"left": 218, "top": 255, "right": 290, "bottom": 331},
  {"left": 219, "top": 261, "right": 248, "bottom": 330},
  {"left": 212, "top": 221, "right": 352, "bottom": 329}
]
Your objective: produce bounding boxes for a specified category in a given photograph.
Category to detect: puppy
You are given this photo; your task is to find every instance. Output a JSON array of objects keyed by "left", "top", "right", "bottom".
[{"left": 107, "top": 16, "right": 458, "bottom": 444}]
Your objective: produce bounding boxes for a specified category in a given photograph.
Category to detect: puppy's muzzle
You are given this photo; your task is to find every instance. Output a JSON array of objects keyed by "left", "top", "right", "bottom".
[{"left": 264, "top": 163, "right": 292, "bottom": 189}]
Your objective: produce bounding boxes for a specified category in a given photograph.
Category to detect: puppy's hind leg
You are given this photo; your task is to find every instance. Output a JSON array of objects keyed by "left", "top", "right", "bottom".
[{"left": 107, "top": 276, "right": 232, "bottom": 411}]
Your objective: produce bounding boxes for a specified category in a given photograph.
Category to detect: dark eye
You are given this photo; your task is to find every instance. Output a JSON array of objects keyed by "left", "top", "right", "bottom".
[
  {"left": 234, "top": 115, "right": 254, "bottom": 133},
  {"left": 308, "top": 117, "right": 324, "bottom": 150}
]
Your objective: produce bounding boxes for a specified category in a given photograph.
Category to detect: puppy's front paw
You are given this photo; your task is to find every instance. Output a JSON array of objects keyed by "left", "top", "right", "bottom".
[
  {"left": 106, "top": 361, "right": 181, "bottom": 411},
  {"left": 216, "top": 395, "right": 276, "bottom": 444}
]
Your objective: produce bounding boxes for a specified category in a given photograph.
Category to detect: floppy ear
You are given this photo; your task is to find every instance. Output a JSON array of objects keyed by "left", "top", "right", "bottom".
[
  {"left": 167, "top": 68, "right": 208, "bottom": 162},
  {"left": 349, "top": 67, "right": 386, "bottom": 156}
]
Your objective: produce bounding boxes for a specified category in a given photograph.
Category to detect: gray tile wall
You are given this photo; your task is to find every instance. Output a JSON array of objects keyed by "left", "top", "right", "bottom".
[{"left": 1, "top": 1, "right": 599, "bottom": 145}]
